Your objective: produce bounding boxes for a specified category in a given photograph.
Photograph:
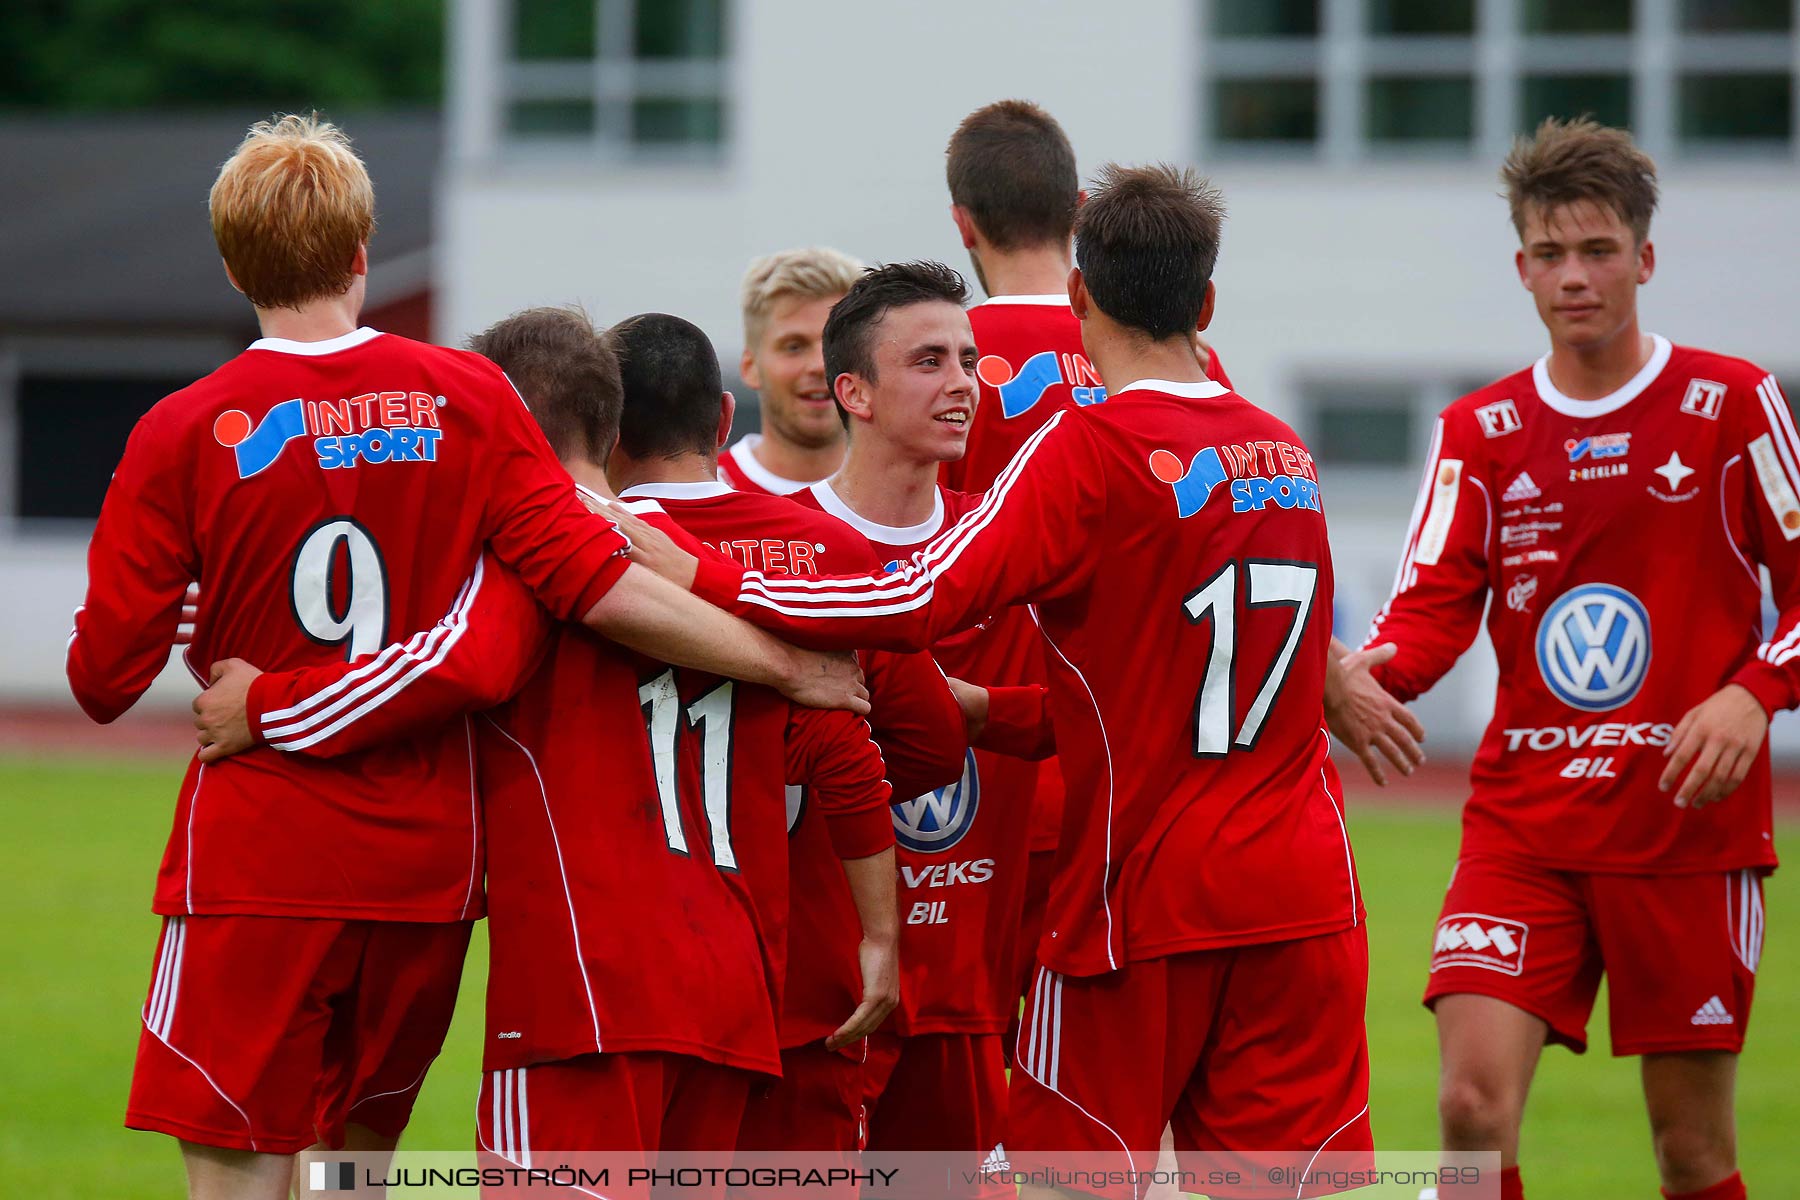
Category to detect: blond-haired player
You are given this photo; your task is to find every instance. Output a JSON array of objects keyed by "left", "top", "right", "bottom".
[{"left": 718, "top": 246, "right": 864, "bottom": 494}]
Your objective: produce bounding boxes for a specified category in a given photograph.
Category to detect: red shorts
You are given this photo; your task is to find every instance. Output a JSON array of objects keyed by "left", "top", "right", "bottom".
[
  {"left": 864, "top": 1031, "right": 1006, "bottom": 1153},
  {"left": 1008, "top": 927, "right": 1373, "bottom": 1200},
  {"left": 1424, "top": 856, "right": 1766, "bottom": 1056},
  {"left": 126, "top": 914, "right": 470, "bottom": 1154},
  {"left": 863, "top": 1032, "right": 1009, "bottom": 1199},
  {"left": 1004, "top": 847, "right": 1060, "bottom": 1067},
  {"left": 476, "top": 1052, "right": 750, "bottom": 1196},
  {"left": 734, "top": 1042, "right": 866, "bottom": 1155}
]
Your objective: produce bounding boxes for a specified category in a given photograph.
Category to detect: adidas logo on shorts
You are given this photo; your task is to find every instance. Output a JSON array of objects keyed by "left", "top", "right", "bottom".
[
  {"left": 1502, "top": 472, "right": 1541, "bottom": 502},
  {"left": 1690, "top": 996, "right": 1734, "bottom": 1026}
]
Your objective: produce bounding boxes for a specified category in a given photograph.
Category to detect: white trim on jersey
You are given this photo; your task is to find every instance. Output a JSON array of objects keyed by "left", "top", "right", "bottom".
[
  {"left": 185, "top": 764, "right": 206, "bottom": 914},
  {"left": 1033, "top": 606, "right": 1119, "bottom": 969},
  {"left": 481, "top": 716, "right": 605, "bottom": 1055},
  {"left": 1718, "top": 455, "right": 1760, "bottom": 587},
  {"left": 731, "top": 413, "right": 1064, "bottom": 618},
  {"left": 1531, "top": 333, "right": 1671, "bottom": 418},
  {"left": 460, "top": 716, "right": 480, "bottom": 920},
  {"left": 807, "top": 479, "right": 946, "bottom": 545},
  {"left": 1368, "top": 418, "right": 1449, "bottom": 644},
  {"left": 247, "top": 326, "right": 382, "bottom": 357},
  {"left": 1318, "top": 743, "right": 1362, "bottom": 928},
  {"left": 258, "top": 559, "right": 486, "bottom": 750},
  {"left": 620, "top": 481, "right": 734, "bottom": 501},
  {"left": 973, "top": 294, "right": 1070, "bottom": 307},
  {"left": 1111, "top": 378, "right": 1230, "bottom": 400},
  {"left": 722, "top": 434, "right": 811, "bottom": 495}
]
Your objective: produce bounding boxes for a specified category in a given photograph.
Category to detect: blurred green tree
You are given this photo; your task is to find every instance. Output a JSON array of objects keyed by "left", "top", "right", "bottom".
[{"left": 0, "top": 0, "right": 443, "bottom": 109}]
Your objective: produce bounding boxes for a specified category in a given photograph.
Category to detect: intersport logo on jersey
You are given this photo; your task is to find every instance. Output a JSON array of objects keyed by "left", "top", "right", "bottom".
[
  {"left": 976, "top": 351, "right": 1104, "bottom": 417},
  {"left": 215, "top": 391, "right": 447, "bottom": 479},
  {"left": 1148, "top": 440, "right": 1322, "bottom": 519},
  {"left": 1535, "top": 583, "right": 1652, "bottom": 711}
]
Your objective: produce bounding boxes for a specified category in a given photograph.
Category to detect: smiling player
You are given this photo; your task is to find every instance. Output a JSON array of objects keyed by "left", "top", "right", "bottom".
[{"left": 1366, "top": 119, "right": 1793, "bottom": 1200}]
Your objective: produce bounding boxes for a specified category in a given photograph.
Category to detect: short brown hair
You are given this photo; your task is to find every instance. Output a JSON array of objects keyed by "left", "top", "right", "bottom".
[
  {"left": 1074, "top": 164, "right": 1224, "bottom": 340},
  {"left": 741, "top": 247, "right": 864, "bottom": 347},
  {"left": 1503, "top": 117, "right": 1659, "bottom": 243},
  {"left": 209, "top": 114, "right": 375, "bottom": 310},
  {"left": 946, "top": 100, "right": 1079, "bottom": 251},
  {"left": 823, "top": 262, "right": 969, "bottom": 397},
  {"left": 468, "top": 306, "right": 622, "bottom": 466}
]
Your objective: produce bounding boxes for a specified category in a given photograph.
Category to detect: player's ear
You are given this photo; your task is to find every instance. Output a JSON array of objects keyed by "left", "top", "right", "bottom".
[
  {"left": 1067, "top": 266, "right": 1088, "bottom": 319},
  {"left": 1196, "top": 280, "right": 1216, "bottom": 333},
  {"left": 1637, "top": 237, "right": 1655, "bottom": 285},
  {"left": 950, "top": 205, "right": 978, "bottom": 250},
  {"left": 1075, "top": 188, "right": 1088, "bottom": 209},
  {"left": 717, "top": 391, "right": 736, "bottom": 450},
  {"left": 1514, "top": 247, "right": 1530, "bottom": 289},
  {"left": 739, "top": 345, "right": 762, "bottom": 390},
  {"left": 351, "top": 243, "right": 369, "bottom": 278},
  {"left": 834, "top": 372, "right": 872, "bottom": 423},
  {"left": 221, "top": 260, "right": 245, "bottom": 296}
]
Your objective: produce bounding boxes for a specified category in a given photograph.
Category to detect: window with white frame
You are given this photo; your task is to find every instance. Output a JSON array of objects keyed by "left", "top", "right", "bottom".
[
  {"left": 503, "top": 0, "right": 727, "bottom": 154},
  {"left": 1200, "top": 0, "right": 1795, "bottom": 161}
]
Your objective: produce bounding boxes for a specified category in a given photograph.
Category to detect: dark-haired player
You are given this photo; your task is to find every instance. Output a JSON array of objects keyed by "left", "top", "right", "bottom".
[
  {"left": 601, "top": 311, "right": 973, "bottom": 1169},
  {"left": 619, "top": 168, "right": 1372, "bottom": 1199},
  {"left": 67, "top": 117, "right": 861, "bottom": 1200},
  {"left": 773, "top": 261, "right": 1039, "bottom": 1179},
  {"left": 1366, "top": 118, "right": 1791, "bottom": 1200}
]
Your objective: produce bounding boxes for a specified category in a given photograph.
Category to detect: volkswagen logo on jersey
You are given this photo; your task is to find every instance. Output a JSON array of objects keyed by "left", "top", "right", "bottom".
[
  {"left": 892, "top": 749, "right": 979, "bottom": 853},
  {"left": 1535, "top": 584, "right": 1652, "bottom": 711},
  {"left": 976, "top": 351, "right": 1105, "bottom": 418}
]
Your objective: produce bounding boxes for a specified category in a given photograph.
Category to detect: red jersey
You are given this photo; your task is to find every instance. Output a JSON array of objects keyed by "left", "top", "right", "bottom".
[
  {"left": 243, "top": 496, "right": 895, "bottom": 1076},
  {"left": 1367, "top": 337, "right": 1794, "bottom": 874},
  {"left": 693, "top": 379, "right": 1361, "bottom": 978},
  {"left": 794, "top": 480, "right": 1039, "bottom": 1035},
  {"left": 951, "top": 296, "right": 1231, "bottom": 856},
  {"left": 619, "top": 480, "right": 967, "bottom": 1047},
  {"left": 66, "top": 327, "right": 630, "bottom": 923},
  {"left": 717, "top": 434, "right": 814, "bottom": 496}
]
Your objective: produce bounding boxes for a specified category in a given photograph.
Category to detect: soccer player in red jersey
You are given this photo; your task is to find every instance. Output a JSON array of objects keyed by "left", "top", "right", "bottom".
[
  {"left": 66, "top": 118, "right": 862, "bottom": 1200},
  {"left": 194, "top": 309, "right": 899, "bottom": 1193},
  {"left": 781, "top": 262, "right": 1045, "bottom": 1173},
  {"left": 1365, "top": 119, "right": 1789, "bottom": 1200},
  {"left": 717, "top": 248, "right": 863, "bottom": 495},
  {"left": 617, "top": 168, "right": 1372, "bottom": 1200},
  {"left": 602, "top": 312, "right": 972, "bottom": 1167}
]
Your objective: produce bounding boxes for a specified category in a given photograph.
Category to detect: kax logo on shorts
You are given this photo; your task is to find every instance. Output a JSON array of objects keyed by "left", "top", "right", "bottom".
[{"left": 1431, "top": 912, "right": 1529, "bottom": 975}]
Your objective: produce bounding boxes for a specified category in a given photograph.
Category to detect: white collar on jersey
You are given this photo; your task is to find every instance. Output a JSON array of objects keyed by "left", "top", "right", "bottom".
[
  {"left": 808, "top": 479, "right": 946, "bottom": 543},
  {"left": 973, "top": 294, "right": 1070, "bottom": 307},
  {"left": 620, "top": 480, "right": 733, "bottom": 500},
  {"left": 725, "top": 433, "right": 811, "bottom": 495},
  {"left": 247, "top": 326, "right": 382, "bottom": 356},
  {"left": 1112, "top": 378, "right": 1230, "bottom": 399},
  {"left": 574, "top": 482, "right": 663, "bottom": 517},
  {"left": 1532, "top": 333, "right": 1671, "bottom": 419}
]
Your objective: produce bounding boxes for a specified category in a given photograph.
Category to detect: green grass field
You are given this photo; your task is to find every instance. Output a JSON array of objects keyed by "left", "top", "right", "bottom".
[{"left": 2, "top": 755, "right": 1795, "bottom": 1198}]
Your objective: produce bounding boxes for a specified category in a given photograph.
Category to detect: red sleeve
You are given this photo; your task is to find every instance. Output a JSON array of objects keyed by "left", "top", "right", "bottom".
[
  {"left": 1363, "top": 411, "right": 1492, "bottom": 703},
  {"left": 1728, "top": 373, "right": 1800, "bottom": 715},
  {"left": 862, "top": 649, "right": 968, "bottom": 799},
  {"left": 692, "top": 414, "right": 1100, "bottom": 651},
  {"left": 67, "top": 407, "right": 198, "bottom": 723},
  {"left": 977, "top": 685, "right": 1056, "bottom": 760},
  {"left": 785, "top": 707, "right": 895, "bottom": 859},
  {"left": 245, "top": 553, "right": 552, "bottom": 757},
  {"left": 479, "top": 374, "right": 632, "bottom": 620}
]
